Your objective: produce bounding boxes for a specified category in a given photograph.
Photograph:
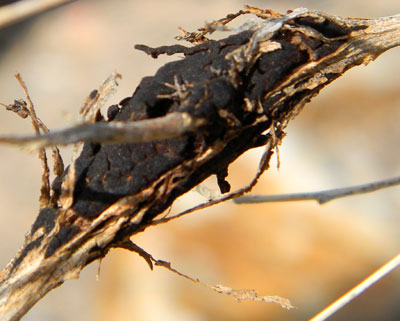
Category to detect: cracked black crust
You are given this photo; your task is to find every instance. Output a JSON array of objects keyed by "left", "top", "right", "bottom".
[
  {"left": 68, "top": 31, "right": 260, "bottom": 222},
  {"left": 26, "top": 15, "right": 356, "bottom": 261}
]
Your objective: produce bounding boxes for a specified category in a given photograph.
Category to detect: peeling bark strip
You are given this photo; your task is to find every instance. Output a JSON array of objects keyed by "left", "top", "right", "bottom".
[{"left": 1, "top": 6, "right": 400, "bottom": 320}]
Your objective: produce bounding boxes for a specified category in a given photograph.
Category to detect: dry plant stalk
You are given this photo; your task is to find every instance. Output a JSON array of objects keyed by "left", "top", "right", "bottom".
[
  {"left": 0, "top": 0, "right": 73, "bottom": 28},
  {"left": 234, "top": 175, "right": 400, "bottom": 204},
  {"left": 1, "top": 6, "right": 400, "bottom": 320},
  {"left": 310, "top": 252, "right": 400, "bottom": 321}
]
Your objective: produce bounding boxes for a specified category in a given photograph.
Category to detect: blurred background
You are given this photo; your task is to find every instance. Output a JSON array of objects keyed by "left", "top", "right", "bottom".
[{"left": 0, "top": 0, "right": 399, "bottom": 320}]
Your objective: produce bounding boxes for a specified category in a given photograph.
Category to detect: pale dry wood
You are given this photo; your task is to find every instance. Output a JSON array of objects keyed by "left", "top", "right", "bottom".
[
  {"left": 1, "top": 8, "right": 400, "bottom": 321},
  {"left": 80, "top": 72, "right": 122, "bottom": 123},
  {"left": 310, "top": 252, "right": 400, "bottom": 321},
  {"left": 0, "top": 111, "right": 204, "bottom": 148},
  {"left": 14, "top": 73, "right": 51, "bottom": 207}
]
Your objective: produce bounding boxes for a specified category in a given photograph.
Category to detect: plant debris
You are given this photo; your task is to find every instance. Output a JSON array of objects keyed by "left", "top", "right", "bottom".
[{"left": 1, "top": 6, "right": 400, "bottom": 320}]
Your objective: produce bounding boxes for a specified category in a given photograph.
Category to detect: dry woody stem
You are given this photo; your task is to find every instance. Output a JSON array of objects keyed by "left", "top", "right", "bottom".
[
  {"left": 310, "top": 252, "right": 400, "bottom": 321},
  {"left": 0, "top": 0, "right": 73, "bottom": 29},
  {"left": 1, "top": 6, "right": 400, "bottom": 321},
  {"left": 234, "top": 176, "right": 400, "bottom": 204}
]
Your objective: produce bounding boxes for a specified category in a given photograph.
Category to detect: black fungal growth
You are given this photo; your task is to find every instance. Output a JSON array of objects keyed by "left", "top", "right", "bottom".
[
  {"left": 14, "top": 9, "right": 364, "bottom": 269},
  {"left": 4, "top": 8, "right": 398, "bottom": 319}
]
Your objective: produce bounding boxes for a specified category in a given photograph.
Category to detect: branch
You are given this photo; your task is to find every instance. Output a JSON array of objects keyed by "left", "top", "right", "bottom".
[
  {"left": 310, "top": 252, "right": 400, "bottom": 321},
  {"left": 0, "top": 112, "right": 205, "bottom": 147},
  {"left": 0, "top": 0, "right": 74, "bottom": 29},
  {"left": 233, "top": 176, "right": 400, "bottom": 204},
  {"left": 1, "top": 6, "right": 400, "bottom": 320}
]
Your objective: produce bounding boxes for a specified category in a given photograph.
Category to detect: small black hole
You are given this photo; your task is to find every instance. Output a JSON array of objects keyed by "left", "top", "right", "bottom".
[{"left": 146, "top": 99, "right": 173, "bottom": 118}]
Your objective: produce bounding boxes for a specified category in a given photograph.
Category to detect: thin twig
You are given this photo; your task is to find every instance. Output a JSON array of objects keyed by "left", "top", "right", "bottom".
[
  {"left": 233, "top": 176, "right": 400, "bottom": 205},
  {"left": 119, "top": 240, "right": 295, "bottom": 310},
  {"left": 151, "top": 139, "right": 275, "bottom": 226},
  {"left": 15, "top": 73, "right": 51, "bottom": 207},
  {"left": 0, "top": 0, "right": 74, "bottom": 29},
  {"left": 310, "top": 252, "right": 400, "bottom": 321},
  {"left": 80, "top": 72, "right": 122, "bottom": 122}
]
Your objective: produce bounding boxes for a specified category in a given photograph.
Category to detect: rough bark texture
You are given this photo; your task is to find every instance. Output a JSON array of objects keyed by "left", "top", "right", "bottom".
[{"left": 1, "top": 7, "right": 400, "bottom": 320}]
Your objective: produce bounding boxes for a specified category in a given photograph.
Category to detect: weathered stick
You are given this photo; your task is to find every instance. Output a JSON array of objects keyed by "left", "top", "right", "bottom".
[
  {"left": 0, "top": 0, "right": 73, "bottom": 29},
  {"left": 1, "top": 7, "right": 400, "bottom": 320},
  {"left": 0, "top": 112, "right": 204, "bottom": 147},
  {"left": 233, "top": 176, "right": 400, "bottom": 204}
]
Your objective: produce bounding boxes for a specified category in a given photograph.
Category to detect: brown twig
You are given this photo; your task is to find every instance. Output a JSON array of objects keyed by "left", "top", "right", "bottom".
[
  {"left": 119, "top": 240, "right": 295, "bottom": 310},
  {"left": 14, "top": 73, "right": 52, "bottom": 206}
]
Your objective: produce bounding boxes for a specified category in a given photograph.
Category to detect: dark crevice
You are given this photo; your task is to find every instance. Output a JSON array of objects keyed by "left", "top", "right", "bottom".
[
  {"left": 295, "top": 17, "right": 352, "bottom": 38},
  {"left": 146, "top": 99, "right": 174, "bottom": 118}
]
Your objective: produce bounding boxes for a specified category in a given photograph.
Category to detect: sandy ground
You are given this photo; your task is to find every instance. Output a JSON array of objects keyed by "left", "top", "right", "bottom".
[{"left": 0, "top": 1, "right": 399, "bottom": 320}]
